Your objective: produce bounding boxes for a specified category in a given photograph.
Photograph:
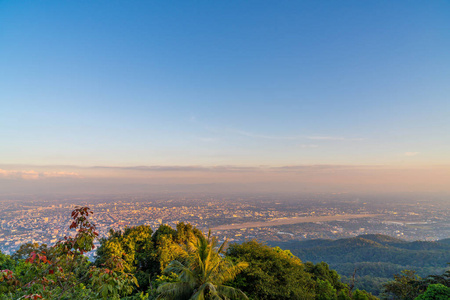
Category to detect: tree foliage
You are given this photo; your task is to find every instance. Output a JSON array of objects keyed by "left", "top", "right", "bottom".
[
  {"left": 414, "top": 284, "right": 450, "bottom": 300},
  {"left": 156, "top": 231, "right": 248, "bottom": 300},
  {"left": 381, "top": 267, "right": 450, "bottom": 300},
  {"left": 227, "top": 240, "right": 319, "bottom": 299},
  {"left": 381, "top": 270, "right": 423, "bottom": 299},
  {"left": 0, "top": 206, "right": 138, "bottom": 300}
]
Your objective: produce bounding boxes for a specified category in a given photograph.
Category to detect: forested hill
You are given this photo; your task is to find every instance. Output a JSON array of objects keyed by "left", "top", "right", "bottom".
[{"left": 270, "top": 234, "right": 450, "bottom": 295}]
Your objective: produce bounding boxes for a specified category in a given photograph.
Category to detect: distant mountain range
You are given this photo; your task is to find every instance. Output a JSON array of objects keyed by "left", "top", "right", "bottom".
[{"left": 269, "top": 234, "right": 450, "bottom": 295}]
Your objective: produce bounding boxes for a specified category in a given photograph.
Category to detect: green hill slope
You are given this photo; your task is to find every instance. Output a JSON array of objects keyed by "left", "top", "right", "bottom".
[{"left": 270, "top": 234, "right": 450, "bottom": 296}]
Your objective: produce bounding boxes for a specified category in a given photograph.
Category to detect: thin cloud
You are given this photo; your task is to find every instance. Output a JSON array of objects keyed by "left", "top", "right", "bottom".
[
  {"left": 232, "top": 129, "right": 363, "bottom": 141},
  {"left": 271, "top": 164, "right": 384, "bottom": 172},
  {"left": 307, "top": 136, "right": 364, "bottom": 141},
  {"left": 206, "top": 126, "right": 363, "bottom": 142},
  {"left": 272, "top": 165, "right": 351, "bottom": 172},
  {"left": 198, "top": 137, "right": 219, "bottom": 142},
  {"left": 405, "top": 152, "right": 420, "bottom": 156},
  {"left": 91, "top": 165, "right": 260, "bottom": 172},
  {"left": 42, "top": 171, "right": 82, "bottom": 178},
  {"left": 0, "top": 169, "right": 82, "bottom": 180},
  {"left": 205, "top": 127, "right": 302, "bottom": 140},
  {"left": 91, "top": 164, "right": 379, "bottom": 174},
  {"left": 235, "top": 130, "right": 302, "bottom": 140}
]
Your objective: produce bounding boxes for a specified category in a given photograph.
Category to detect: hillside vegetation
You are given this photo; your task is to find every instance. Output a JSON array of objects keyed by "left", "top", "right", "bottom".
[
  {"left": 1, "top": 208, "right": 449, "bottom": 299},
  {"left": 271, "top": 234, "right": 450, "bottom": 295}
]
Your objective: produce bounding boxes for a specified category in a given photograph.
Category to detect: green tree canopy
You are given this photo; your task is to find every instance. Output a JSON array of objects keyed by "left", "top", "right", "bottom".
[
  {"left": 414, "top": 284, "right": 450, "bottom": 300},
  {"left": 382, "top": 270, "right": 423, "bottom": 300},
  {"left": 226, "top": 240, "right": 316, "bottom": 300},
  {"left": 157, "top": 231, "right": 248, "bottom": 300}
]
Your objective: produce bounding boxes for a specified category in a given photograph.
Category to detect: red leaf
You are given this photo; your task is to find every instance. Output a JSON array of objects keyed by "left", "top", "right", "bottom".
[{"left": 26, "top": 252, "right": 37, "bottom": 263}]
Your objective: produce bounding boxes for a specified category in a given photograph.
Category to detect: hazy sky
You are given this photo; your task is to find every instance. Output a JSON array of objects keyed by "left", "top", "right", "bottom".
[{"left": 1, "top": 1, "right": 449, "bottom": 193}]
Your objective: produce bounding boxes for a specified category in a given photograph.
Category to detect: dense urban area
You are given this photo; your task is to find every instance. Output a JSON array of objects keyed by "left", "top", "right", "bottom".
[{"left": 1, "top": 192, "right": 449, "bottom": 256}]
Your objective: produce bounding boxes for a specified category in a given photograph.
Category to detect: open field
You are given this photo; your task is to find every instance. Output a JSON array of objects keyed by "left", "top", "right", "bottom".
[{"left": 212, "top": 214, "right": 382, "bottom": 230}]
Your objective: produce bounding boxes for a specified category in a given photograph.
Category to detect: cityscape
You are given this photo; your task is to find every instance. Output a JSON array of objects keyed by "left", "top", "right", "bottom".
[{"left": 1, "top": 192, "right": 449, "bottom": 256}]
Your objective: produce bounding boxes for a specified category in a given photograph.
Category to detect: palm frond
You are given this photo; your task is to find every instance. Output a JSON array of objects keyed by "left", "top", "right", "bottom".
[
  {"left": 190, "top": 283, "right": 207, "bottom": 300},
  {"left": 215, "top": 261, "right": 249, "bottom": 284},
  {"left": 159, "top": 230, "right": 249, "bottom": 300},
  {"left": 156, "top": 281, "right": 193, "bottom": 300},
  {"left": 164, "top": 260, "right": 197, "bottom": 285},
  {"left": 190, "top": 282, "right": 219, "bottom": 300},
  {"left": 164, "top": 260, "right": 189, "bottom": 274},
  {"left": 217, "top": 239, "right": 228, "bottom": 255},
  {"left": 217, "top": 284, "right": 248, "bottom": 300}
]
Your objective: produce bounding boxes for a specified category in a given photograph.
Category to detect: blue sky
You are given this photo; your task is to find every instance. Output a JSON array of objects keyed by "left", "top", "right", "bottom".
[{"left": 1, "top": 0, "right": 450, "bottom": 169}]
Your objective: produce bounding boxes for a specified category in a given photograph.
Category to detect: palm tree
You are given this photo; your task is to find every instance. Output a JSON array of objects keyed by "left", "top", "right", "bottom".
[{"left": 156, "top": 231, "right": 248, "bottom": 300}]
